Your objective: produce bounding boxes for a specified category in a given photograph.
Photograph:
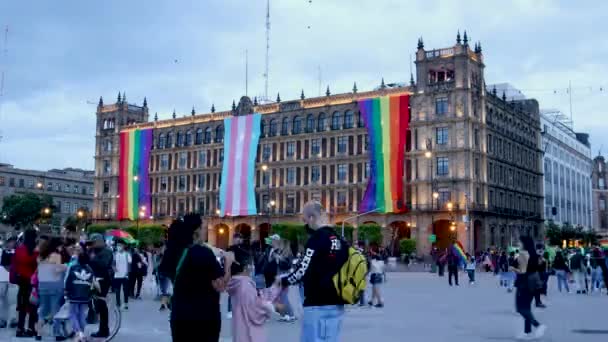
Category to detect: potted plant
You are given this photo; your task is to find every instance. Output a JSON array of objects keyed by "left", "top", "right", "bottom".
[{"left": 399, "top": 239, "right": 416, "bottom": 264}]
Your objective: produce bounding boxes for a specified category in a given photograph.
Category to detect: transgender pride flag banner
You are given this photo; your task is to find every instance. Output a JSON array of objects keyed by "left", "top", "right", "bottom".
[{"left": 219, "top": 113, "right": 262, "bottom": 217}]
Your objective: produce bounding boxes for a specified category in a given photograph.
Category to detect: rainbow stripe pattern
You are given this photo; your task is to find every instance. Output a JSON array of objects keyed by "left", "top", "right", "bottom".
[
  {"left": 358, "top": 94, "right": 409, "bottom": 213},
  {"left": 452, "top": 241, "right": 467, "bottom": 264},
  {"left": 219, "top": 113, "right": 262, "bottom": 217},
  {"left": 117, "top": 128, "right": 153, "bottom": 220}
]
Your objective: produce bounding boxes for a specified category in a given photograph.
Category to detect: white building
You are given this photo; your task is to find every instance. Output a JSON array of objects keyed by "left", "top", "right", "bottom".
[{"left": 541, "top": 110, "right": 593, "bottom": 228}]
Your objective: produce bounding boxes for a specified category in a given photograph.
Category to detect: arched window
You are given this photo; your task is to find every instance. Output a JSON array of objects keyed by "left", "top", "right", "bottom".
[
  {"left": 158, "top": 134, "right": 165, "bottom": 149},
  {"left": 104, "top": 139, "right": 113, "bottom": 152},
  {"left": 344, "top": 110, "right": 354, "bottom": 129},
  {"left": 306, "top": 114, "right": 314, "bottom": 132},
  {"left": 185, "top": 130, "right": 193, "bottom": 146},
  {"left": 195, "top": 128, "right": 203, "bottom": 145},
  {"left": 281, "top": 117, "right": 289, "bottom": 135},
  {"left": 269, "top": 119, "right": 278, "bottom": 136},
  {"left": 318, "top": 113, "right": 326, "bottom": 132},
  {"left": 215, "top": 125, "right": 224, "bottom": 143},
  {"left": 204, "top": 127, "right": 212, "bottom": 144},
  {"left": 166, "top": 132, "right": 174, "bottom": 148},
  {"left": 357, "top": 111, "right": 364, "bottom": 127},
  {"left": 176, "top": 131, "right": 184, "bottom": 147},
  {"left": 260, "top": 120, "right": 266, "bottom": 137},
  {"left": 292, "top": 116, "right": 302, "bottom": 134},
  {"left": 331, "top": 111, "right": 342, "bottom": 130}
]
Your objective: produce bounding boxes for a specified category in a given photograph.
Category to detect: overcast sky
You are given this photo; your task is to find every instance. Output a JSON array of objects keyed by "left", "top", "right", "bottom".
[{"left": 0, "top": 0, "right": 606, "bottom": 170}]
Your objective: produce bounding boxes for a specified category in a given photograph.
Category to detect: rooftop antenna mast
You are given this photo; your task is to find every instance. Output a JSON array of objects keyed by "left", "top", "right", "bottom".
[
  {"left": 263, "top": 0, "right": 270, "bottom": 101},
  {"left": 0, "top": 25, "right": 9, "bottom": 148}
]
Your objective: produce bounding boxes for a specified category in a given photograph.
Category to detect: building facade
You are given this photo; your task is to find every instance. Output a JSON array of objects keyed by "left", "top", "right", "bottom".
[
  {"left": 0, "top": 163, "right": 94, "bottom": 224},
  {"left": 93, "top": 33, "right": 544, "bottom": 253},
  {"left": 540, "top": 111, "right": 592, "bottom": 229},
  {"left": 591, "top": 156, "right": 608, "bottom": 235}
]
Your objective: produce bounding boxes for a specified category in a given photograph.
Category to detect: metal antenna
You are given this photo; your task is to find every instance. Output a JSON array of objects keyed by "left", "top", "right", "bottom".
[{"left": 263, "top": 0, "right": 270, "bottom": 100}]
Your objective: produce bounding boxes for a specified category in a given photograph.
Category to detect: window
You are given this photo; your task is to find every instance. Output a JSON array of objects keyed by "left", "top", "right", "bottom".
[
  {"left": 102, "top": 202, "right": 109, "bottom": 216},
  {"left": 287, "top": 168, "right": 296, "bottom": 184},
  {"left": 219, "top": 149, "right": 224, "bottom": 163},
  {"left": 204, "top": 127, "right": 212, "bottom": 144},
  {"left": 269, "top": 119, "right": 278, "bottom": 136},
  {"left": 260, "top": 120, "right": 266, "bottom": 137},
  {"left": 331, "top": 112, "right": 342, "bottom": 130},
  {"left": 435, "top": 97, "right": 448, "bottom": 115},
  {"left": 436, "top": 127, "right": 448, "bottom": 145},
  {"left": 364, "top": 162, "right": 370, "bottom": 179},
  {"left": 262, "top": 171, "right": 269, "bottom": 185},
  {"left": 286, "top": 142, "right": 295, "bottom": 158},
  {"left": 160, "top": 176, "right": 168, "bottom": 192},
  {"left": 73, "top": 185, "right": 79, "bottom": 194},
  {"left": 215, "top": 125, "right": 224, "bottom": 143},
  {"left": 338, "top": 164, "right": 347, "bottom": 182},
  {"left": 185, "top": 130, "right": 193, "bottom": 146},
  {"left": 358, "top": 111, "right": 364, "bottom": 127},
  {"left": 104, "top": 140, "right": 112, "bottom": 152},
  {"left": 344, "top": 110, "right": 354, "bottom": 129},
  {"left": 281, "top": 117, "right": 289, "bottom": 135},
  {"left": 195, "top": 151, "right": 204, "bottom": 168},
  {"left": 311, "top": 139, "right": 321, "bottom": 155},
  {"left": 195, "top": 128, "right": 203, "bottom": 145},
  {"left": 286, "top": 195, "right": 295, "bottom": 213},
  {"left": 46, "top": 182, "right": 52, "bottom": 191},
  {"left": 262, "top": 145, "right": 271, "bottom": 161},
  {"left": 438, "top": 188, "right": 451, "bottom": 205},
  {"left": 54, "top": 183, "right": 60, "bottom": 191},
  {"left": 158, "top": 134, "right": 165, "bottom": 149},
  {"left": 337, "top": 136, "right": 347, "bottom": 153},
  {"left": 160, "top": 154, "right": 169, "bottom": 171},
  {"left": 600, "top": 199, "right": 606, "bottom": 211},
  {"left": 600, "top": 179, "right": 605, "bottom": 190},
  {"left": 27, "top": 179, "right": 34, "bottom": 188},
  {"left": 9, "top": 178, "right": 14, "bottom": 187},
  {"left": 103, "top": 160, "right": 111, "bottom": 175},
  {"left": 176, "top": 131, "right": 184, "bottom": 147},
  {"left": 337, "top": 192, "right": 347, "bottom": 207},
  {"left": 0, "top": 176, "right": 5, "bottom": 186},
  {"left": 318, "top": 113, "right": 326, "bottom": 131},
  {"left": 437, "top": 157, "right": 449, "bottom": 176},
  {"left": 311, "top": 166, "right": 320, "bottom": 182},
  {"left": 179, "top": 152, "right": 187, "bottom": 169},
  {"left": 364, "top": 135, "right": 369, "bottom": 150},
  {"left": 474, "top": 129, "right": 479, "bottom": 147},
  {"left": 64, "top": 184, "right": 70, "bottom": 193},
  {"left": 103, "top": 181, "right": 109, "bottom": 193},
  {"left": 166, "top": 132, "right": 174, "bottom": 148},
  {"left": 178, "top": 175, "right": 186, "bottom": 192},
  {"left": 306, "top": 114, "right": 315, "bottom": 132},
  {"left": 292, "top": 116, "right": 302, "bottom": 134},
  {"left": 197, "top": 174, "right": 205, "bottom": 190}
]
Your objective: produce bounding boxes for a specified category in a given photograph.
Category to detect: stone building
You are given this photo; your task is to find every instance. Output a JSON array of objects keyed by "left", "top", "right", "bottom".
[
  {"left": 0, "top": 163, "right": 94, "bottom": 226},
  {"left": 541, "top": 110, "right": 592, "bottom": 229},
  {"left": 591, "top": 156, "right": 608, "bottom": 235},
  {"left": 93, "top": 32, "right": 544, "bottom": 253}
]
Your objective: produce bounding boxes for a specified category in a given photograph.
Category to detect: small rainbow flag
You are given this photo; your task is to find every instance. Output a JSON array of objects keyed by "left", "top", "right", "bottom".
[
  {"left": 219, "top": 113, "right": 261, "bottom": 217},
  {"left": 452, "top": 241, "right": 467, "bottom": 264},
  {"left": 358, "top": 94, "right": 409, "bottom": 213},
  {"left": 117, "top": 128, "right": 153, "bottom": 220}
]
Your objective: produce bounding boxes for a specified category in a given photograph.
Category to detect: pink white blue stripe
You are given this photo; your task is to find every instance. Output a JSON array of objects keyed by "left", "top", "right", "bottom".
[{"left": 219, "top": 113, "right": 261, "bottom": 216}]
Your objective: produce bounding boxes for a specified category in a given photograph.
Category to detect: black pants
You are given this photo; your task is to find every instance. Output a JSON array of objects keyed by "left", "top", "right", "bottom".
[
  {"left": 600, "top": 264, "right": 608, "bottom": 295},
  {"left": 515, "top": 287, "right": 540, "bottom": 334},
  {"left": 171, "top": 318, "right": 220, "bottom": 342},
  {"left": 448, "top": 266, "right": 459, "bottom": 286},
  {"left": 94, "top": 279, "right": 111, "bottom": 335},
  {"left": 129, "top": 273, "right": 144, "bottom": 298},
  {"left": 16, "top": 280, "right": 37, "bottom": 332},
  {"left": 113, "top": 278, "right": 129, "bottom": 306}
]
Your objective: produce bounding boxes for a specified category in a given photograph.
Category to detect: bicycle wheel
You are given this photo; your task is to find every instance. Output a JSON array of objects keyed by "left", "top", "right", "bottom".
[{"left": 105, "top": 295, "right": 122, "bottom": 341}]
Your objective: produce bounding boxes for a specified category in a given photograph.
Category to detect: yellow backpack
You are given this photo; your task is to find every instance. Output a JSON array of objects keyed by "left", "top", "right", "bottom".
[{"left": 332, "top": 247, "right": 368, "bottom": 304}]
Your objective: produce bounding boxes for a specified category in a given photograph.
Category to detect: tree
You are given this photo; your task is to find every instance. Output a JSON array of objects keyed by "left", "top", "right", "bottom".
[{"left": 1, "top": 192, "right": 54, "bottom": 229}]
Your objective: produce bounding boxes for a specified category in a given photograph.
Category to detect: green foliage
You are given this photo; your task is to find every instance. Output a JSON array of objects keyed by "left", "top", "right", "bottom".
[
  {"left": 335, "top": 225, "right": 354, "bottom": 243},
  {"left": 271, "top": 223, "right": 309, "bottom": 247},
  {"left": 544, "top": 221, "right": 599, "bottom": 246},
  {"left": 0, "top": 192, "right": 54, "bottom": 229},
  {"left": 399, "top": 238, "right": 416, "bottom": 255},
  {"left": 358, "top": 224, "right": 382, "bottom": 245},
  {"left": 87, "top": 223, "right": 120, "bottom": 235}
]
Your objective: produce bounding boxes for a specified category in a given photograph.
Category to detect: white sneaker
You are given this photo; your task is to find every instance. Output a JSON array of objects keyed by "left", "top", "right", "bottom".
[
  {"left": 226, "top": 312, "right": 232, "bottom": 319},
  {"left": 534, "top": 325, "right": 547, "bottom": 338},
  {"left": 516, "top": 332, "right": 533, "bottom": 340}
]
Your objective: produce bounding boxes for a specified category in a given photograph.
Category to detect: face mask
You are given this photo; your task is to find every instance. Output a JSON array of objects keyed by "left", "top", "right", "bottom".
[{"left": 117, "top": 246, "right": 124, "bottom": 252}]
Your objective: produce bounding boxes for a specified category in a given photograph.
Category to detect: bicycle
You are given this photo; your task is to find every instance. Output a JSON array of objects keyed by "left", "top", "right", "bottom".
[{"left": 89, "top": 293, "right": 122, "bottom": 341}]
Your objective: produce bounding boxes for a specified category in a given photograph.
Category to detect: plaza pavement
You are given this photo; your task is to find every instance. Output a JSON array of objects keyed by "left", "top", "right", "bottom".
[{"left": 2, "top": 271, "right": 607, "bottom": 341}]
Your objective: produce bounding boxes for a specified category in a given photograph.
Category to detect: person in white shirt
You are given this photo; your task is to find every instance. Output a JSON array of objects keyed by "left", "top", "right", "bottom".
[
  {"left": 368, "top": 254, "right": 385, "bottom": 308},
  {"left": 113, "top": 240, "right": 132, "bottom": 310},
  {"left": 465, "top": 255, "right": 476, "bottom": 284},
  {"left": 0, "top": 237, "right": 17, "bottom": 328}
]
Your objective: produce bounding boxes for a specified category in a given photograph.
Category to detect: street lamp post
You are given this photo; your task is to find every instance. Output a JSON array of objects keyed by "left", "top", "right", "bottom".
[{"left": 341, "top": 207, "right": 383, "bottom": 238}]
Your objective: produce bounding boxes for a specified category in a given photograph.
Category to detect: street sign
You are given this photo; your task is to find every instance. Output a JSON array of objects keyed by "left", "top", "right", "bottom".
[{"left": 428, "top": 234, "right": 436, "bottom": 243}]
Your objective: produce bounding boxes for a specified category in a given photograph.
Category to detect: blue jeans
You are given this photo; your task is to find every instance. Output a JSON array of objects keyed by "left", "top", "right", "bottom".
[
  {"left": 38, "top": 287, "right": 63, "bottom": 336},
  {"left": 301, "top": 305, "right": 344, "bottom": 342},
  {"left": 591, "top": 267, "right": 603, "bottom": 290},
  {"left": 69, "top": 303, "right": 88, "bottom": 333},
  {"left": 556, "top": 270, "right": 569, "bottom": 292}
]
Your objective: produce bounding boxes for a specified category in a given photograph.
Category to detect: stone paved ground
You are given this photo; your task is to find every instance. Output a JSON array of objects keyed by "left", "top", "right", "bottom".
[{"left": 2, "top": 271, "right": 607, "bottom": 341}]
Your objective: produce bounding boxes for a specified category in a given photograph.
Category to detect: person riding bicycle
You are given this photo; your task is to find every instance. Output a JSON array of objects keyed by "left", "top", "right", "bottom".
[{"left": 87, "top": 234, "right": 114, "bottom": 338}]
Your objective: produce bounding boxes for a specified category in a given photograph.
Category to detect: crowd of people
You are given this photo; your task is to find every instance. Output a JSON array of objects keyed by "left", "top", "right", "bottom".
[{"left": 0, "top": 229, "right": 153, "bottom": 341}]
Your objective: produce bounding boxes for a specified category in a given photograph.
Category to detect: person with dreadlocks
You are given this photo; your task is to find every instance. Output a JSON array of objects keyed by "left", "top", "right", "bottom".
[{"left": 166, "top": 214, "right": 234, "bottom": 342}]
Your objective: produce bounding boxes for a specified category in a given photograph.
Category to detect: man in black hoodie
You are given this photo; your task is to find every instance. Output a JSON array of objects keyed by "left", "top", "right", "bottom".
[
  {"left": 281, "top": 201, "right": 347, "bottom": 342},
  {"left": 87, "top": 234, "right": 114, "bottom": 338}
]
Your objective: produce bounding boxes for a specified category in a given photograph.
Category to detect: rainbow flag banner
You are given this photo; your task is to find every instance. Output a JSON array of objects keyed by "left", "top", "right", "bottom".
[
  {"left": 219, "top": 113, "right": 262, "bottom": 217},
  {"left": 452, "top": 241, "right": 467, "bottom": 264},
  {"left": 358, "top": 94, "right": 409, "bottom": 213},
  {"left": 117, "top": 128, "right": 153, "bottom": 220}
]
